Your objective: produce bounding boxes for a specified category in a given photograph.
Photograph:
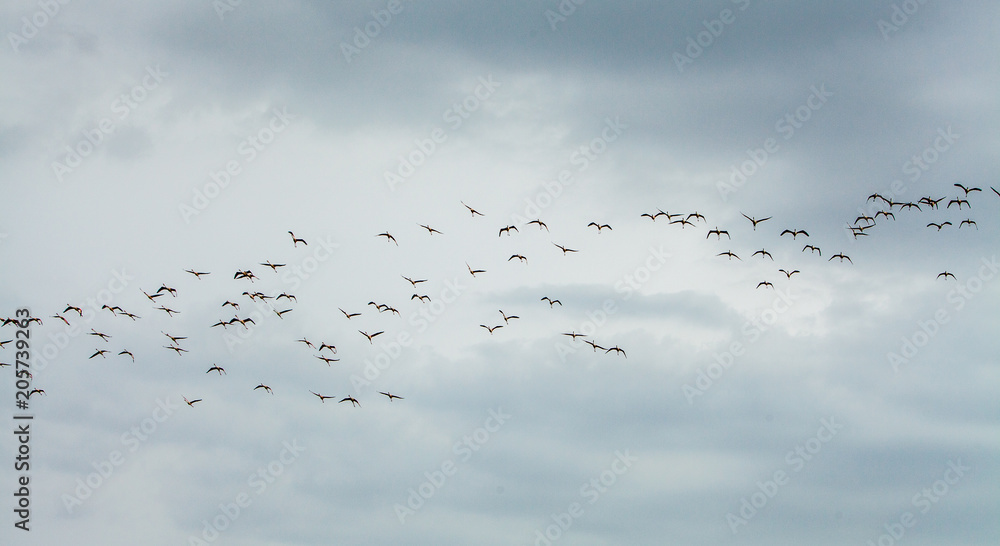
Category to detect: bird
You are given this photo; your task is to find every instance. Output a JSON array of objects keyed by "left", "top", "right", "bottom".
[
  {"left": 142, "top": 290, "right": 163, "bottom": 302},
  {"left": 562, "top": 332, "right": 585, "bottom": 339},
  {"left": 855, "top": 214, "right": 876, "bottom": 225},
  {"left": 919, "top": 197, "right": 946, "bottom": 209},
  {"left": 867, "top": 193, "right": 890, "bottom": 204},
  {"left": 670, "top": 218, "right": 694, "bottom": 229},
  {"left": 379, "top": 391, "right": 404, "bottom": 401},
  {"left": 706, "top": 227, "right": 730, "bottom": 240},
  {"left": 587, "top": 222, "right": 612, "bottom": 233},
  {"left": 156, "top": 284, "right": 178, "bottom": 297},
  {"left": 802, "top": 245, "right": 822, "bottom": 256},
  {"left": 741, "top": 213, "right": 772, "bottom": 230},
  {"left": 118, "top": 350, "right": 135, "bottom": 362},
  {"left": 259, "top": 261, "right": 286, "bottom": 271},
  {"left": 954, "top": 182, "right": 982, "bottom": 196},
  {"left": 583, "top": 339, "right": 606, "bottom": 352},
  {"left": 553, "top": 243, "right": 578, "bottom": 255},
  {"left": 27, "top": 388, "right": 45, "bottom": 398},
  {"left": 64, "top": 305, "right": 84, "bottom": 316},
  {"left": 276, "top": 293, "right": 297, "bottom": 302},
  {"left": 402, "top": 275, "right": 427, "bottom": 287},
  {"left": 499, "top": 310, "right": 519, "bottom": 324},
  {"left": 164, "top": 345, "right": 189, "bottom": 355},
  {"left": 527, "top": 219, "right": 549, "bottom": 231},
  {"left": 0, "top": 339, "right": 12, "bottom": 348},
  {"left": 756, "top": 281, "right": 774, "bottom": 289},
  {"left": 155, "top": 306, "right": 179, "bottom": 316},
  {"left": 467, "top": 262, "right": 486, "bottom": 277},
  {"left": 89, "top": 349, "right": 108, "bottom": 359},
  {"left": 234, "top": 270, "right": 257, "bottom": 282},
  {"left": 780, "top": 229, "right": 809, "bottom": 239},
  {"left": 640, "top": 212, "right": 658, "bottom": 221},
  {"left": 687, "top": 212, "right": 706, "bottom": 223},
  {"left": 752, "top": 249, "right": 773, "bottom": 260},
  {"left": 717, "top": 251, "right": 741, "bottom": 261},
  {"left": 288, "top": 231, "right": 308, "bottom": 246},
  {"left": 411, "top": 294, "right": 431, "bottom": 302},
  {"left": 377, "top": 232, "right": 398, "bottom": 245},
  {"left": 318, "top": 343, "right": 337, "bottom": 354},
  {"left": 947, "top": 198, "right": 970, "bottom": 209},
  {"left": 50, "top": 314, "right": 70, "bottom": 326},
  {"left": 480, "top": 324, "right": 503, "bottom": 334},
  {"left": 163, "top": 332, "right": 187, "bottom": 345},
  {"left": 183, "top": 397, "right": 202, "bottom": 407},
  {"left": 829, "top": 253, "right": 853, "bottom": 263},
  {"left": 991, "top": 186, "right": 1000, "bottom": 198},
  {"left": 121, "top": 311, "right": 140, "bottom": 321},
  {"left": 508, "top": 254, "right": 528, "bottom": 263},
  {"left": 274, "top": 308, "right": 293, "bottom": 318},
  {"left": 296, "top": 338, "right": 315, "bottom": 349},
  {"left": 206, "top": 365, "right": 226, "bottom": 375},
  {"left": 185, "top": 269, "right": 210, "bottom": 279},
  {"left": 959, "top": 219, "right": 978, "bottom": 230},
  {"left": 88, "top": 329, "right": 111, "bottom": 341},
  {"left": 101, "top": 304, "right": 118, "bottom": 315},
  {"left": 254, "top": 384, "right": 273, "bottom": 394},
  {"left": 24, "top": 317, "right": 42, "bottom": 326},
  {"left": 541, "top": 296, "right": 562, "bottom": 307},
  {"left": 315, "top": 355, "right": 340, "bottom": 365},
  {"left": 874, "top": 210, "right": 896, "bottom": 221},
  {"left": 359, "top": 330, "right": 384, "bottom": 344},
  {"left": 461, "top": 201, "right": 484, "bottom": 217},
  {"left": 778, "top": 269, "right": 800, "bottom": 279},
  {"left": 339, "top": 308, "right": 360, "bottom": 319},
  {"left": 310, "top": 391, "right": 335, "bottom": 402},
  {"left": 498, "top": 225, "right": 519, "bottom": 236},
  {"left": 210, "top": 320, "right": 228, "bottom": 329},
  {"left": 417, "top": 223, "right": 443, "bottom": 235},
  {"left": 605, "top": 345, "right": 627, "bottom": 358},
  {"left": 339, "top": 396, "right": 361, "bottom": 407},
  {"left": 937, "top": 271, "right": 956, "bottom": 280}
]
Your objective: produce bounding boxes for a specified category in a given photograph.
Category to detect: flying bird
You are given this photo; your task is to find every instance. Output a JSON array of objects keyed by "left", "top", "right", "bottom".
[
  {"left": 527, "top": 219, "right": 549, "bottom": 231},
  {"left": 706, "top": 227, "right": 730, "bottom": 240},
  {"left": 156, "top": 285, "right": 178, "bottom": 297},
  {"left": 741, "top": 213, "right": 771, "bottom": 230},
  {"left": 288, "top": 231, "right": 308, "bottom": 246},
  {"left": 296, "top": 338, "right": 315, "bottom": 349},
  {"left": 359, "top": 330, "right": 384, "bottom": 344},
  {"left": 164, "top": 345, "right": 189, "bottom": 355},
  {"left": 717, "top": 251, "right": 741, "bottom": 261},
  {"left": 64, "top": 305, "right": 84, "bottom": 316},
  {"left": 89, "top": 349, "right": 108, "bottom": 359},
  {"left": 377, "top": 232, "right": 398, "bottom": 245},
  {"left": 954, "top": 182, "right": 981, "bottom": 196},
  {"left": 142, "top": 290, "right": 163, "bottom": 302},
  {"left": 411, "top": 294, "right": 431, "bottom": 302},
  {"left": 541, "top": 296, "right": 562, "bottom": 307},
  {"left": 254, "top": 384, "right": 273, "bottom": 394},
  {"left": 562, "top": 332, "right": 585, "bottom": 339},
  {"left": 508, "top": 254, "right": 528, "bottom": 263},
  {"left": 467, "top": 262, "right": 486, "bottom": 277},
  {"left": 498, "top": 225, "right": 519, "bottom": 236},
  {"left": 499, "top": 310, "right": 519, "bottom": 324},
  {"left": 311, "top": 391, "right": 335, "bottom": 402},
  {"left": 27, "top": 389, "right": 44, "bottom": 398},
  {"left": 605, "top": 345, "right": 627, "bottom": 358},
  {"left": 687, "top": 212, "right": 706, "bottom": 223},
  {"left": 155, "top": 306, "right": 179, "bottom": 317},
  {"left": 461, "top": 201, "right": 484, "bottom": 217},
  {"left": 778, "top": 269, "right": 800, "bottom": 279},
  {"left": 339, "top": 308, "right": 360, "bottom": 319},
  {"left": 959, "top": 219, "right": 978, "bottom": 230},
  {"left": 829, "top": 253, "right": 853, "bottom": 263},
  {"left": 260, "top": 261, "right": 285, "bottom": 271},
  {"left": 947, "top": 198, "right": 970, "bottom": 210},
  {"left": 670, "top": 218, "right": 694, "bottom": 229},
  {"left": 318, "top": 343, "right": 337, "bottom": 354},
  {"left": 274, "top": 308, "right": 293, "bottom": 318},
  {"left": 340, "top": 396, "right": 361, "bottom": 407},
  {"left": 587, "top": 222, "right": 612, "bottom": 233},
  {"left": 583, "top": 339, "right": 606, "bottom": 352},
  {"left": 756, "top": 281, "right": 774, "bottom": 289},
  {"left": 802, "top": 244, "right": 822, "bottom": 256},
  {"left": 780, "top": 229, "right": 809, "bottom": 239},
  {"left": 183, "top": 397, "right": 202, "bottom": 407},
  {"left": 118, "top": 350, "right": 135, "bottom": 362},
  {"left": 163, "top": 332, "right": 187, "bottom": 344},
  {"left": 402, "top": 275, "right": 427, "bottom": 287},
  {"left": 89, "top": 329, "right": 111, "bottom": 341},
  {"left": 51, "top": 314, "right": 70, "bottom": 326},
  {"left": 315, "top": 355, "right": 340, "bottom": 365},
  {"left": 937, "top": 271, "right": 956, "bottom": 280},
  {"left": 480, "top": 324, "right": 503, "bottom": 334},
  {"left": 276, "top": 293, "right": 297, "bottom": 302},
  {"left": 553, "top": 243, "right": 578, "bottom": 255},
  {"left": 206, "top": 365, "right": 226, "bottom": 375},
  {"left": 185, "top": 269, "right": 210, "bottom": 279},
  {"left": 417, "top": 223, "right": 443, "bottom": 235},
  {"left": 379, "top": 391, "right": 404, "bottom": 401},
  {"left": 752, "top": 249, "right": 773, "bottom": 260}
]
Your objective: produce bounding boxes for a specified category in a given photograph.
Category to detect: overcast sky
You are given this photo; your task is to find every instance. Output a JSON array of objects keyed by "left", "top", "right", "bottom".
[{"left": 1, "top": 1, "right": 998, "bottom": 545}]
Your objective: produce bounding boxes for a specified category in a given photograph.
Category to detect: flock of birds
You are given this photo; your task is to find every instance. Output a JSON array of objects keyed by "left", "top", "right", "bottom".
[{"left": 1, "top": 183, "right": 995, "bottom": 407}]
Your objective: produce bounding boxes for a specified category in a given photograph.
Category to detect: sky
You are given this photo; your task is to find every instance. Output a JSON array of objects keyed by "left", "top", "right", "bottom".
[{"left": 1, "top": 1, "right": 998, "bottom": 544}]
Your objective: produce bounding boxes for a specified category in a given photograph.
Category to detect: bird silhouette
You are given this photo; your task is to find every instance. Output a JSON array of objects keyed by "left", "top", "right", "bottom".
[
  {"left": 183, "top": 397, "right": 202, "bottom": 407},
  {"left": 508, "top": 254, "right": 528, "bottom": 263},
  {"left": 829, "top": 253, "right": 853, "bottom": 263},
  {"left": 706, "top": 227, "right": 730, "bottom": 240},
  {"left": 185, "top": 269, "right": 210, "bottom": 279},
  {"left": 64, "top": 305, "right": 84, "bottom": 316},
  {"left": 411, "top": 294, "right": 431, "bottom": 302},
  {"left": 164, "top": 345, "right": 189, "bottom": 355},
  {"left": 340, "top": 396, "right": 361, "bottom": 407},
  {"left": 499, "top": 225, "right": 519, "bottom": 236},
  {"left": 163, "top": 332, "right": 187, "bottom": 344},
  {"left": 155, "top": 306, "right": 179, "bottom": 316},
  {"left": 717, "top": 251, "right": 741, "bottom": 261},
  {"left": 778, "top": 269, "right": 800, "bottom": 278},
  {"left": 260, "top": 261, "right": 286, "bottom": 271},
  {"left": 954, "top": 182, "right": 982, "bottom": 196},
  {"left": 418, "top": 223, "right": 443, "bottom": 235},
  {"left": 541, "top": 296, "right": 562, "bottom": 307},
  {"left": 802, "top": 245, "right": 822, "bottom": 256},
  {"left": 947, "top": 198, "right": 970, "bottom": 209},
  {"left": 297, "top": 338, "right": 315, "bottom": 349},
  {"left": 499, "top": 310, "right": 519, "bottom": 324},
  {"left": 379, "top": 391, "right": 404, "bottom": 401},
  {"left": 90, "top": 349, "right": 108, "bottom": 359},
  {"left": 377, "top": 232, "right": 398, "bottom": 245},
  {"left": 583, "top": 339, "right": 606, "bottom": 352},
  {"left": 937, "top": 271, "right": 956, "bottom": 280},
  {"left": 756, "top": 281, "right": 774, "bottom": 289},
  {"left": 402, "top": 275, "right": 427, "bottom": 287},
  {"left": 339, "top": 308, "right": 361, "bottom": 319},
  {"left": 752, "top": 249, "right": 773, "bottom": 260},
  {"left": 206, "top": 365, "right": 226, "bottom": 375},
  {"left": 670, "top": 218, "right": 694, "bottom": 229},
  {"left": 553, "top": 243, "right": 578, "bottom": 255},
  {"left": 254, "top": 384, "right": 273, "bottom": 394},
  {"left": 480, "top": 324, "right": 503, "bottom": 334},
  {"left": 274, "top": 308, "right": 293, "bottom": 318},
  {"left": 118, "top": 350, "right": 135, "bottom": 362},
  {"left": 605, "top": 345, "right": 627, "bottom": 358},
  {"left": 959, "top": 219, "right": 978, "bottom": 230},
  {"left": 461, "top": 201, "right": 484, "bottom": 217},
  {"left": 288, "top": 231, "right": 308, "bottom": 246},
  {"left": 687, "top": 212, "right": 706, "bottom": 223},
  {"left": 467, "top": 262, "right": 486, "bottom": 277},
  {"left": 311, "top": 391, "right": 335, "bottom": 402},
  {"left": 315, "top": 355, "right": 340, "bottom": 365},
  {"left": 587, "top": 222, "right": 612, "bottom": 233},
  {"left": 780, "top": 229, "right": 809, "bottom": 239},
  {"left": 741, "top": 213, "right": 772, "bottom": 230},
  {"left": 359, "top": 330, "right": 384, "bottom": 344},
  {"left": 89, "top": 329, "right": 111, "bottom": 341},
  {"left": 318, "top": 343, "right": 337, "bottom": 354},
  {"left": 527, "top": 219, "right": 549, "bottom": 231}
]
